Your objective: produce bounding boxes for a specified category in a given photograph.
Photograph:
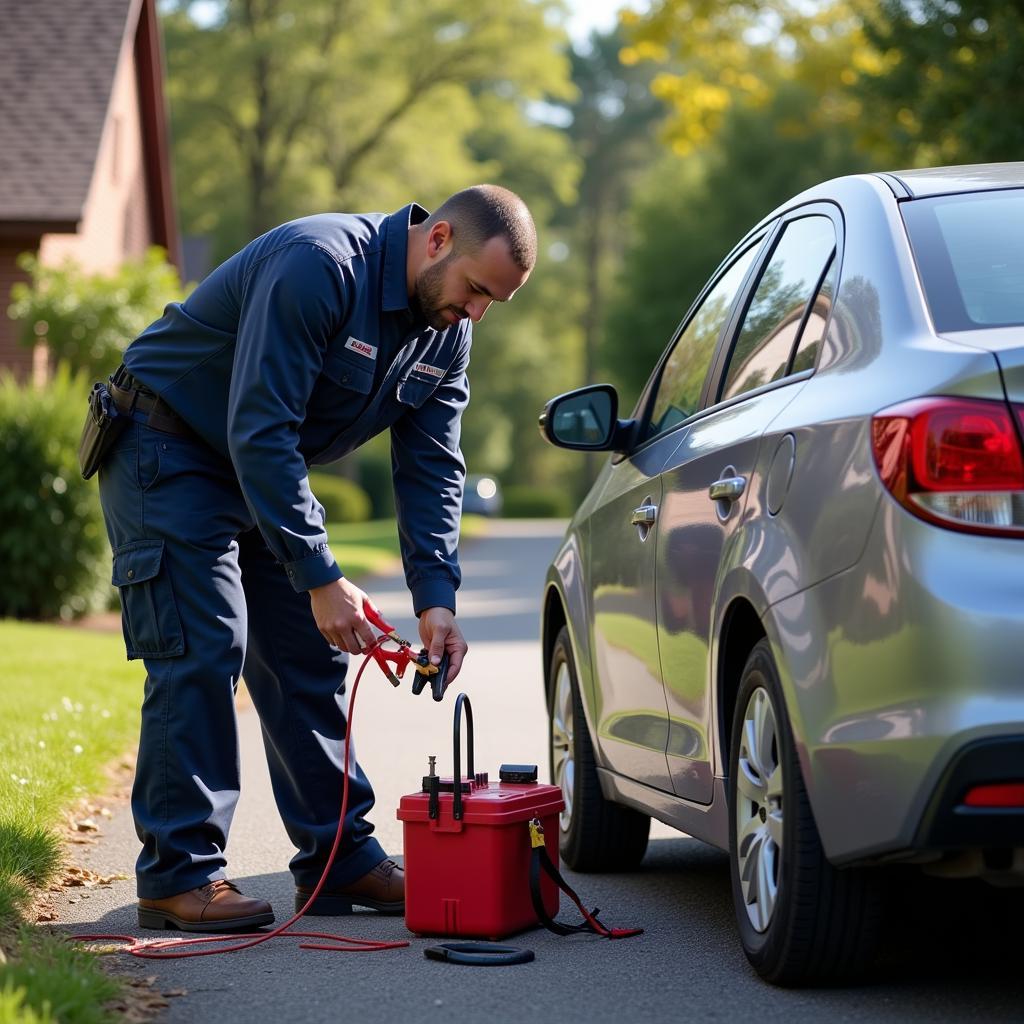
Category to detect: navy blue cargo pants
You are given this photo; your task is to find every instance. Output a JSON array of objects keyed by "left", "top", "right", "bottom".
[{"left": 98, "top": 420, "right": 386, "bottom": 899}]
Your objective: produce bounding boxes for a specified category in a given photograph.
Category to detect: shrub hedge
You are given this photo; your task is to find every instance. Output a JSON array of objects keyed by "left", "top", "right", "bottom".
[
  {"left": 0, "top": 367, "right": 109, "bottom": 619},
  {"left": 307, "top": 470, "right": 372, "bottom": 523},
  {"left": 501, "top": 485, "right": 572, "bottom": 518}
]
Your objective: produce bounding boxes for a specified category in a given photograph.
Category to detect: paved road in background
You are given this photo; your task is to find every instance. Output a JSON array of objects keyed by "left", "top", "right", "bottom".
[{"left": 57, "top": 520, "right": 1023, "bottom": 1023}]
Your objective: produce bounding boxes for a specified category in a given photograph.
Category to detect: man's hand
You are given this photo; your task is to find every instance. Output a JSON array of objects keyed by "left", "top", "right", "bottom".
[
  {"left": 309, "top": 578, "right": 379, "bottom": 653},
  {"left": 419, "top": 607, "right": 468, "bottom": 684}
]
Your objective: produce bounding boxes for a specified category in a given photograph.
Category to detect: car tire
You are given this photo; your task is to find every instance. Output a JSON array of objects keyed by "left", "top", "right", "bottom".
[
  {"left": 728, "top": 639, "right": 882, "bottom": 985},
  {"left": 548, "top": 626, "right": 650, "bottom": 872}
]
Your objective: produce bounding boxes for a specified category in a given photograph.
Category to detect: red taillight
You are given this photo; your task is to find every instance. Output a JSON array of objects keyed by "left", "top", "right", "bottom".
[
  {"left": 872, "top": 397, "right": 1024, "bottom": 535},
  {"left": 962, "top": 783, "right": 1024, "bottom": 808}
]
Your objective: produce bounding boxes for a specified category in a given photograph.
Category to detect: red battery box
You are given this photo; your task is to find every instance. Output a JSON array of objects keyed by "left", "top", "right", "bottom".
[{"left": 397, "top": 694, "right": 564, "bottom": 940}]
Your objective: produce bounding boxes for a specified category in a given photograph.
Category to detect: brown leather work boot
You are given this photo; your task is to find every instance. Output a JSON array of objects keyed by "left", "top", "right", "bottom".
[
  {"left": 138, "top": 879, "right": 274, "bottom": 932},
  {"left": 295, "top": 858, "right": 404, "bottom": 916}
]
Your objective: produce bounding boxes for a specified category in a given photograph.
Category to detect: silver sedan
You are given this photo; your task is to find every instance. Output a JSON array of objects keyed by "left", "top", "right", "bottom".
[{"left": 539, "top": 163, "right": 1024, "bottom": 985}]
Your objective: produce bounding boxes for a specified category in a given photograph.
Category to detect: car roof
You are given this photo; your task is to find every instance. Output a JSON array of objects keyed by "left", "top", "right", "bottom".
[{"left": 886, "top": 162, "right": 1024, "bottom": 198}]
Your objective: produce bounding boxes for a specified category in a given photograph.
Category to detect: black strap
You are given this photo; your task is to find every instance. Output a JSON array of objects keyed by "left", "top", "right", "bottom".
[
  {"left": 423, "top": 942, "right": 534, "bottom": 966},
  {"left": 528, "top": 820, "right": 643, "bottom": 940}
]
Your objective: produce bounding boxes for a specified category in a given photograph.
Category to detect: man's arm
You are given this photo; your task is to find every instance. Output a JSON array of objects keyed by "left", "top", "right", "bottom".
[{"left": 391, "top": 328, "right": 472, "bottom": 680}]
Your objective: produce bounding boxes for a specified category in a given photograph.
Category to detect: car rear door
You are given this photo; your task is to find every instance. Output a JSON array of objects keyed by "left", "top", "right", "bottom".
[
  {"left": 654, "top": 209, "right": 841, "bottom": 803},
  {"left": 587, "top": 238, "right": 766, "bottom": 793}
]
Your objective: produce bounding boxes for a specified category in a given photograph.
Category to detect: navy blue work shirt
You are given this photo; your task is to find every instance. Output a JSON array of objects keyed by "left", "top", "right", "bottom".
[{"left": 123, "top": 203, "right": 471, "bottom": 614}]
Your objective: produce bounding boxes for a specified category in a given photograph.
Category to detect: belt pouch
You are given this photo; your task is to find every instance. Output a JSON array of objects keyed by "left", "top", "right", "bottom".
[{"left": 78, "top": 380, "right": 128, "bottom": 479}]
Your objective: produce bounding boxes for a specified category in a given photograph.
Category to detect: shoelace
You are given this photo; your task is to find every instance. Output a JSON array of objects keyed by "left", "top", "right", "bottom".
[{"left": 198, "top": 880, "right": 241, "bottom": 901}]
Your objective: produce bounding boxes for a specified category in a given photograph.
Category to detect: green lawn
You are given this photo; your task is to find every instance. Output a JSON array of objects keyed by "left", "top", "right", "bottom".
[{"left": 0, "top": 621, "right": 141, "bottom": 1023}]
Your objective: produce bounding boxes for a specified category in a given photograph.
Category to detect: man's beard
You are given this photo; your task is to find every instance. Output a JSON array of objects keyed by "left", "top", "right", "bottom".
[{"left": 412, "top": 252, "right": 457, "bottom": 331}]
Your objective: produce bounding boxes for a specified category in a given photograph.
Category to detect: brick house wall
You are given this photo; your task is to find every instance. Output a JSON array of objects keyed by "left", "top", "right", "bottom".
[
  {"left": 0, "top": 239, "right": 40, "bottom": 379},
  {"left": 0, "top": 0, "right": 178, "bottom": 382}
]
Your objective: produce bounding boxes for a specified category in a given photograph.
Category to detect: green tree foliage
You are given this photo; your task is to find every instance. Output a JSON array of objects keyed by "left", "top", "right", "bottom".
[
  {"left": 7, "top": 249, "right": 186, "bottom": 377},
  {"left": 561, "top": 28, "right": 663, "bottom": 383},
  {"left": 161, "top": 0, "right": 577, "bottom": 260},
  {"left": 857, "top": 0, "right": 1024, "bottom": 165},
  {"left": 0, "top": 367, "right": 109, "bottom": 620},
  {"left": 604, "top": 77, "right": 872, "bottom": 400},
  {"left": 620, "top": 1, "right": 871, "bottom": 156}
]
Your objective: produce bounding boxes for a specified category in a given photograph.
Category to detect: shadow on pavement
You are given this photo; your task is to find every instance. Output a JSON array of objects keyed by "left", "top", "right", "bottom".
[{"left": 628, "top": 836, "right": 1024, "bottom": 999}]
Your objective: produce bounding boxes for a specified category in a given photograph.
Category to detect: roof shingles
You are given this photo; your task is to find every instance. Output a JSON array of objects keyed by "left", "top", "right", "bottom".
[{"left": 0, "top": 0, "right": 133, "bottom": 223}]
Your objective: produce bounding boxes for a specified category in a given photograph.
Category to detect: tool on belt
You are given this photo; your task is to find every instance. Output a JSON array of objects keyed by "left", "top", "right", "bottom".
[
  {"left": 79, "top": 366, "right": 194, "bottom": 479},
  {"left": 361, "top": 598, "right": 450, "bottom": 701},
  {"left": 397, "top": 692, "right": 643, "bottom": 945}
]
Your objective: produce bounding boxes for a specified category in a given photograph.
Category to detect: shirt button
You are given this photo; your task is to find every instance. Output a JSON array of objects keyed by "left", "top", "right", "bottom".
[
  {"left": 341, "top": 373, "right": 351, "bottom": 383},
  {"left": 127, "top": 569, "right": 134, "bottom": 579}
]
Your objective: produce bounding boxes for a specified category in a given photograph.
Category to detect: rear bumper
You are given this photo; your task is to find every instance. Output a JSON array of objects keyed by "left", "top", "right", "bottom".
[{"left": 915, "top": 736, "right": 1024, "bottom": 850}]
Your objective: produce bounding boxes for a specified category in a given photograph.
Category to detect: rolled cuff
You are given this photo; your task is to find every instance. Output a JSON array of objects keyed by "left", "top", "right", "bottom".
[
  {"left": 284, "top": 548, "right": 343, "bottom": 592},
  {"left": 411, "top": 578, "right": 457, "bottom": 617}
]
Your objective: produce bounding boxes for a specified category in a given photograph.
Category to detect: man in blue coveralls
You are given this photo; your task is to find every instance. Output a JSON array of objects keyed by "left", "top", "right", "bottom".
[{"left": 95, "top": 185, "right": 535, "bottom": 932}]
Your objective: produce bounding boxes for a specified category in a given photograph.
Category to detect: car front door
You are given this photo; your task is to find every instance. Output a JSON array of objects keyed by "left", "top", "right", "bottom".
[
  {"left": 587, "top": 238, "right": 765, "bottom": 793},
  {"left": 654, "top": 211, "right": 840, "bottom": 803}
]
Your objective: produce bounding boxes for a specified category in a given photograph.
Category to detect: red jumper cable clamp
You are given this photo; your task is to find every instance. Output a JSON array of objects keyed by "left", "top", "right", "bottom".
[{"left": 362, "top": 599, "right": 450, "bottom": 701}]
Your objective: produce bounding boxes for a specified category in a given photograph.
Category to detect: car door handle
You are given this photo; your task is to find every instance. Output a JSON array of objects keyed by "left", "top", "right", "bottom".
[
  {"left": 630, "top": 504, "right": 658, "bottom": 526},
  {"left": 708, "top": 476, "right": 746, "bottom": 502}
]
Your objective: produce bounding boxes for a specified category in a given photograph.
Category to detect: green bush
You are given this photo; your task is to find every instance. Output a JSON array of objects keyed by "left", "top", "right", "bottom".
[
  {"left": 501, "top": 485, "right": 571, "bottom": 518},
  {"left": 8, "top": 248, "right": 187, "bottom": 377},
  {"left": 308, "top": 471, "right": 371, "bottom": 523},
  {"left": 357, "top": 453, "right": 395, "bottom": 519},
  {"left": 0, "top": 367, "right": 109, "bottom": 619}
]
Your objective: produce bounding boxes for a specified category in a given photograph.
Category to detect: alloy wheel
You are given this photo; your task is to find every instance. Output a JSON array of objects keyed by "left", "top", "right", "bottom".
[
  {"left": 735, "top": 685, "right": 784, "bottom": 933},
  {"left": 551, "top": 660, "right": 574, "bottom": 832}
]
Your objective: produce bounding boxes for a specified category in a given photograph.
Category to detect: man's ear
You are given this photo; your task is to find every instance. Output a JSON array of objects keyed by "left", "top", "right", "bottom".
[{"left": 427, "top": 220, "right": 453, "bottom": 259}]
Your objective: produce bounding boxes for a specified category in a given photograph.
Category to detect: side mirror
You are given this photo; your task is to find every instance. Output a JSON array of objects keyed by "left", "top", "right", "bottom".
[{"left": 538, "top": 384, "right": 634, "bottom": 452}]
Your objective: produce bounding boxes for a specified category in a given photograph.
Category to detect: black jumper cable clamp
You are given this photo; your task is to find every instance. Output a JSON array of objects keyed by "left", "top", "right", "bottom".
[{"left": 361, "top": 598, "right": 450, "bottom": 700}]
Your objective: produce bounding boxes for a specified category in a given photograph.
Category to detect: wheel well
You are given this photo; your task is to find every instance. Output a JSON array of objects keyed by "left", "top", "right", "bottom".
[
  {"left": 542, "top": 587, "right": 567, "bottom": 704},
  {"left": 718, "top": 599, "right": 766, "bottom": 770}
]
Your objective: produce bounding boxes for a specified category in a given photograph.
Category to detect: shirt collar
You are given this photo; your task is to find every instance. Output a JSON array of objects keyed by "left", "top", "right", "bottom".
[{"left": 381, "top": 202, "right": 429, "bottom": 313}]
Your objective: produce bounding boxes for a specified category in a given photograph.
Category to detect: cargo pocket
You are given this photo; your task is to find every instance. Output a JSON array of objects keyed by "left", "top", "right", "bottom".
[{"left": 111, "top": 540, "right": 185, "bottom": 660}]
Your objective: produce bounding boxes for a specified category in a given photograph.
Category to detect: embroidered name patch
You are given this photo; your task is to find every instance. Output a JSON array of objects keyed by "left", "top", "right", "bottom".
[
  {"left": 413, "top": 362, "right": 444, "bottom": 379},
  {"left": 345, "top": 337, "right": 377, "bottom": 360}
]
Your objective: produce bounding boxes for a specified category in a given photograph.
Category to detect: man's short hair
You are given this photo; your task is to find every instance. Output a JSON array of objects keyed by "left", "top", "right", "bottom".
[{"left": 426, "top": 185, "right": 537, "bottom": 272}]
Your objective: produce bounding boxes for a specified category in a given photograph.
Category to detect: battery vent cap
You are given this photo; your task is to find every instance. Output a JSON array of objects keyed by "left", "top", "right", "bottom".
[{"left": 499, "top": 764, "right": 538, "bottom": 783}]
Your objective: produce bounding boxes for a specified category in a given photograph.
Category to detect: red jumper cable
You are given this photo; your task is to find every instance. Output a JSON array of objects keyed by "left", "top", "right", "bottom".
[{"left": 73, "top": 603, "right": 430, "bottom": 959}]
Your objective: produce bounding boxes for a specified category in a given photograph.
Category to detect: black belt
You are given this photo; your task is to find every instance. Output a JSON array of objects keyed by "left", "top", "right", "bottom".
[{"left": 108, "top": 371, "right": 194, "bottom": 438}]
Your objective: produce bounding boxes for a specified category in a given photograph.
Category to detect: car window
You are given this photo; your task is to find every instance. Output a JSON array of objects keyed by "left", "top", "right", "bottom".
[
  {"left": 791, "top": 253, "right": 838, "bottom": 374},
  {"left": 901, "top": 189, "right": 1024, "bottom": 330},
  {"left": 646, "top": 240, "right": 761, "bottom": 440},
  {"left": 721, "top": 216, "right": 836, "bottom": 402}
]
